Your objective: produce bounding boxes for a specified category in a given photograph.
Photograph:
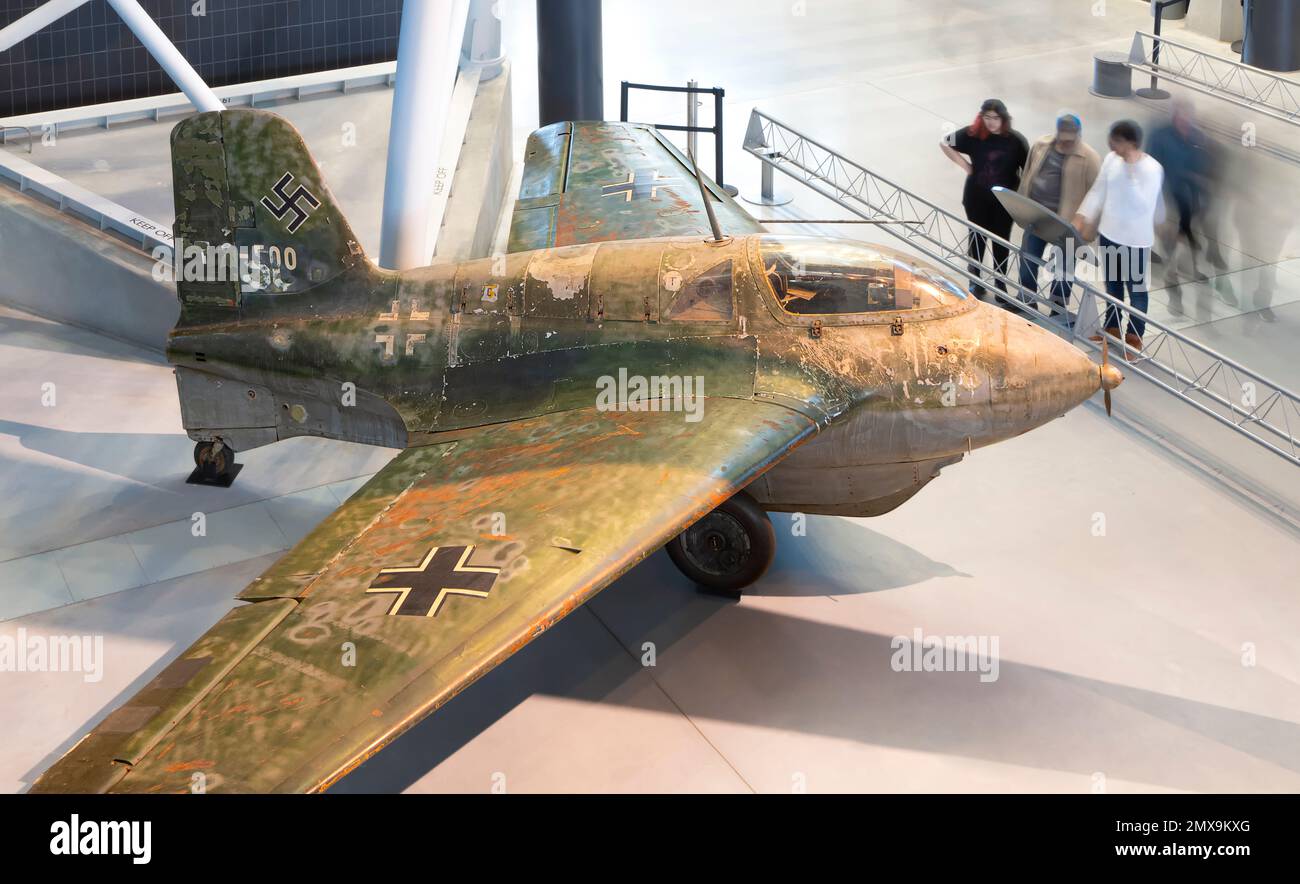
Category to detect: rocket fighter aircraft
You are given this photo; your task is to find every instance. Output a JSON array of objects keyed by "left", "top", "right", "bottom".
[{"left": 32, "top": 109, "right": 1121, "bottom": 792}]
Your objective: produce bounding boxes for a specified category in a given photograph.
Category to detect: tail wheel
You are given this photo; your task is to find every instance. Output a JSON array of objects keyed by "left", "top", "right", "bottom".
[
  {"left": 194, "top": 440, "right": 234, "bottom": 477},
  {"left": 666, "top": 490, "right": 776, "bottom": 594}
]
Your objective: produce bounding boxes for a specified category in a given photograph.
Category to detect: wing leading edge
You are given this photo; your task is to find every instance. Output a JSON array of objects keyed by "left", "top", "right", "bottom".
[{"left": 32, "top": 398, "right": 816, "bottom": 793}]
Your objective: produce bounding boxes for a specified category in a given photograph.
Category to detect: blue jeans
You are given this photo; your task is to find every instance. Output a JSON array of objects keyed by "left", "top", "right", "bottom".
[
  {"left": 1018, "top": 230, "right": 1073, "bottom": 309},
  {"left": 1098, "top": 234, "right": 1150, "bottom": 339}
]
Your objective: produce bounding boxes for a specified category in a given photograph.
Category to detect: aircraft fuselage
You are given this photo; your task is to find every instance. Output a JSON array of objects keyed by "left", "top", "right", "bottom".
[{"left": 165, "top": 233, "right": 1107, "bottom": 516}]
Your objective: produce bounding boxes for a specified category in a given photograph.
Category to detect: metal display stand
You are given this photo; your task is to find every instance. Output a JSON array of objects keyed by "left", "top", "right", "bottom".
[
  {"left": 619, "top": 80, "right": 736, "bottom": 195},
  {"left": 1137, "top": 0, "right": 1190, "bottom": 100}
]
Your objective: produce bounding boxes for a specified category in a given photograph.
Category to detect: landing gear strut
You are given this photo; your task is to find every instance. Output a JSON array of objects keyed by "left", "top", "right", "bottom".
[
  {"left": 188, "top": 439, "right": 242, "bottom": 487},
  {"left": 665, "top": 490, "right": 775, "bottom": 597}
]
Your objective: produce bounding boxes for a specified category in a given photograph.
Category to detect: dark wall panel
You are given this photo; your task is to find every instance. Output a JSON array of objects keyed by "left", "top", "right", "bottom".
[{"left": 0, "top": 0, "right": 403, "bottom": 118}]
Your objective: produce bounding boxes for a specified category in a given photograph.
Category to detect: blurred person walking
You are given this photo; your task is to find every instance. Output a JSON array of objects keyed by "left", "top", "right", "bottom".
[
  {"left": 1016, "top": 112, "right": 1101, "bottom": 317},
  {"left": 941, "top": 98, "right": 1029, "bottom": 309},
  {"left": 1073, "top": 120, "right": 1165, "bottom": 360},
  {"left": 1147, "top": 99, "right": 1229, "bottom": 312}
]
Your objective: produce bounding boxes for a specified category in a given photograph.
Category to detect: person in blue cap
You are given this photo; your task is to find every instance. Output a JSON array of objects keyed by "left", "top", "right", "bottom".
[{"left": 1016, "top": 112, "right": 1101, "bottom": 317}]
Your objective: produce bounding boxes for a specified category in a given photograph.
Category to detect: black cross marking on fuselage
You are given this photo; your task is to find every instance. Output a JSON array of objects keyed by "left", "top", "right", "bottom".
[
  {"left": 366, "top": 545, "right": 500, "bottom": 617},
  {"left": 260, "top": 172, "right": 321, "bottom": 233},
  {"left": 600, "top": 169, "right": 679, "bottom": 202}
]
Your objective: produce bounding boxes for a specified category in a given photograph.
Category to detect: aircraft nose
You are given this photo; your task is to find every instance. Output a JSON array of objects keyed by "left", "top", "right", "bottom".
[
  {"left": 996, "top": 314, "right": 1117, "bottom": 433},
  {"left": 1101, "top": 361, "right": 1125, "bottom": 393}
]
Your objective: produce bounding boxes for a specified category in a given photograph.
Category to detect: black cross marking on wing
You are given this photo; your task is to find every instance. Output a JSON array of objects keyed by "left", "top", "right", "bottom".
[
  {"left": 260, "top": 172, "right": 321, "bottom": 233},
  {"left": 600, "top": 169, "right": 679, "bottom": 202},
  {"left": 365, "top": 545, "right": 501, "bottom": 617}
]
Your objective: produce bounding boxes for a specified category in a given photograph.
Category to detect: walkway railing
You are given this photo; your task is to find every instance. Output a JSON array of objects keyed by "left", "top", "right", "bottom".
[{"left": 1128, "top": 31, "right": 1300, "bottom": 127}]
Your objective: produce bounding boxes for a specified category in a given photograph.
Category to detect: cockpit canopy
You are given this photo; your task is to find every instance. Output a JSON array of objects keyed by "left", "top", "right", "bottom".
[{"left": 759, "top": 236, "right": 966, "bottom": 317}]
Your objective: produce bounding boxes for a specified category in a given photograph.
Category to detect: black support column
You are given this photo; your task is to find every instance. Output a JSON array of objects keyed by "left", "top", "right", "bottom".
[{"left": 536, "top": 0, "right": 603, "bottom": 125}]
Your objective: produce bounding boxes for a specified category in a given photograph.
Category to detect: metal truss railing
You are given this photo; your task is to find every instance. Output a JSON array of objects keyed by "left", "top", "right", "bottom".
[
  {"left": 1128, "top": 31, "right": 1300, "bottom": 126},
  {"left": 742, "top": 108, "right": 1300, "bottom": 469}
]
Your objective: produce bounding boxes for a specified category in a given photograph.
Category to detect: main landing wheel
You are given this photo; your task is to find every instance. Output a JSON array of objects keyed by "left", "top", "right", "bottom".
[
  {"left": 666, "top": 490, "right": 776, "bottom": 596},
  {"left": 194, "top": 439, "right": 235, "bottom": 479}
]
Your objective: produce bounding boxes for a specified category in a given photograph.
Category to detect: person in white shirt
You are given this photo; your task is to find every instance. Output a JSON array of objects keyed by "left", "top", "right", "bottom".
[{"left": 1072, "top": 120, "right": 1166, "bottom": 359}]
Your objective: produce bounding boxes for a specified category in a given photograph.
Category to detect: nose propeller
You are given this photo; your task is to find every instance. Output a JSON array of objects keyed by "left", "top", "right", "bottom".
[{"left": 1098, "top": 336, "right": 1124, "bottom": 416}]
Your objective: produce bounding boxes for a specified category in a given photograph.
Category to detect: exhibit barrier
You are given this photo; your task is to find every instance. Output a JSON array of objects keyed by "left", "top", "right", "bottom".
[
  {"left": 742, "top": 108, "right": 1300, "bottom": 470},
  {"left": 1127, "top": 31, "right": 1300, "bottom": 127},
  {"left": 620, "top": 81, "right": 730, "bottom": 190},
  {"left": 0, "top": 150, "right": 172, "bottom": 253},
  {"left": 0, "top": 181, "right": 176, "bottom": 351}
]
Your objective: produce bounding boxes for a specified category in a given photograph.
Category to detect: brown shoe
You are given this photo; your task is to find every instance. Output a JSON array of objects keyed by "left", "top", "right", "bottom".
[
  {"left": 1124, "top": 332, "right": 1143, "bottom": 361},
  {"left": 1089, "top": 327, "right": 1122, "bottom": 344}
]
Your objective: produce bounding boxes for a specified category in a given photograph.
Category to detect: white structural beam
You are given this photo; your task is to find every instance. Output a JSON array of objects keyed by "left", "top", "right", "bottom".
[
  {"left": 0, "top": 0, "right": 94, "bottom": 54},
  {"left": 379, "top": 0, "right": 471, "bottom": 271},
  {"left": 105, "top": 0, "right": 223, "bottom": 114}
]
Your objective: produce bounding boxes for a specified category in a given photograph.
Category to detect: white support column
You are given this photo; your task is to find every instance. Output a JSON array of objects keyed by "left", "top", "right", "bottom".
[
  {"left": 105, "top": 0, "right": 223, "bottom": 114},
  {"left": 379, "top": 0, "right": 471, "bottom": 271},
  {"left": 0, "top": 0, "right": 94, "bottom": 54},
  {"left": 462, "top": 0, "right": 505, "bottom": 81}
]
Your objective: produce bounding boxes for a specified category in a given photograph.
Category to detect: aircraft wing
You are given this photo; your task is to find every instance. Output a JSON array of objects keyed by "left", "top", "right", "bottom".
[
  {"left": 32, "top": 399, "right": 816, "bottom": 793},
  {"left": 508, "top": 121, "right": 764, "bottom": 251}
]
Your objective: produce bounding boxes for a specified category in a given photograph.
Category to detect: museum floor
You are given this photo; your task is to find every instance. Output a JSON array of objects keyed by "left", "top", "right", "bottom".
[{"left": 3, "top": 0, "right": 1299, "bottom": 792}]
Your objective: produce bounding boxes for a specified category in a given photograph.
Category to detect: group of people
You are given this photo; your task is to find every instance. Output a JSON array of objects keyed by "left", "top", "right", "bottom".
[{"left": 940, "top": 96, "right": 1229, "bottom": 358}]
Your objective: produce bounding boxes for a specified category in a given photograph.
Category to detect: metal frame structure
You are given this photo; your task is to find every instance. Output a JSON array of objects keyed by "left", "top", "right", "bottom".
[
  {"left": 620, "top": 80, "right": 729, "bottom": 189},
  {"left": 4, "top": 0, "right": 480, "bottom": 272},
  {"left": 1, "top": 0, "right": 222, "bottom": 114},
  {"left": 1, "top": 63, "right": 395, "bottom": 143},
  {"left": 1128, "top": 31, "right": 1300, "bottom": 126},
  {"left": 0, "top": 63, "right": 401, "bottom": 259},
  {"left": 743, "top": 108, "right": 1300, "bottom": 469}
]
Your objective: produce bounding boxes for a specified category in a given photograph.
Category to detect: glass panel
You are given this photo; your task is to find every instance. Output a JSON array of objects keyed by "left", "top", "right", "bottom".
[
  {"left": 760, "top": 237, "right": 965, "bottom": 316},
  {"left": 666, "top": 259, "right": 733, "bottom": 322}
]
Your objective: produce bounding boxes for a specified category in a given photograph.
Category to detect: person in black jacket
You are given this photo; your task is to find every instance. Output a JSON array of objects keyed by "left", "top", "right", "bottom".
[{"left": 941, "top": 98, "right": 1030, "bottom": 308}]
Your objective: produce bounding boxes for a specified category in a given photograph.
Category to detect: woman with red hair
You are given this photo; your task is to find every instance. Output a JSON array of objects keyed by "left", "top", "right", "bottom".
[{"left": 940, "top": 98, "right": 1029, "bottom": 308}]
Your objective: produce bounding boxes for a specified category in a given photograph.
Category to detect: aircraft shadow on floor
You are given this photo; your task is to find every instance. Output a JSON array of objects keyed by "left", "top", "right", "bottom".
[
  {"left": 335, "top": 541, "right": 1300, "bottom": 794},
  {"left": 0, "top": 419, "right": 191, "bottom": 483},
  {"left": 0, "top": 421, "right": 396, "bottom": 558},
  {"left": 0, "top": 311, "right": 166, "bottom": 365},
  {"left": 754, "top": 514, "right": 972, "bottom": 596}
]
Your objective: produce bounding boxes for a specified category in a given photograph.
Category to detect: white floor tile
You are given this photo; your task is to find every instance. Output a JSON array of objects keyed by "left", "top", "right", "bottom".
[
  {"left": 0, "top": 553, "right": 74, "bottom": 621},
  {"left": 53, "top": 535, "right": 149, "bottom": 602},
  {"left": 125, "top": 502, "right": 289, "bottom": 584}
]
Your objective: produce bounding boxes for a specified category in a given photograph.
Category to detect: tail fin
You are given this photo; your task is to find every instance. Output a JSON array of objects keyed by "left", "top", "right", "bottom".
[{"left": 169, "top": 109, "right": 376, "bottom": 327}]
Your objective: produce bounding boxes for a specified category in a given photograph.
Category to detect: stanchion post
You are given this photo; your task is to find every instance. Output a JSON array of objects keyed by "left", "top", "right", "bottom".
[{"left": 1137, "top": 0, "right": 1181, "bottom": 99}]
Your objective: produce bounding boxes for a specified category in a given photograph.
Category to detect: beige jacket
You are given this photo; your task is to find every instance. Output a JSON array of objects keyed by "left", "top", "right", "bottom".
[{"left": 1017, "top": 135, "right": 1101, "bottom": 220}]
